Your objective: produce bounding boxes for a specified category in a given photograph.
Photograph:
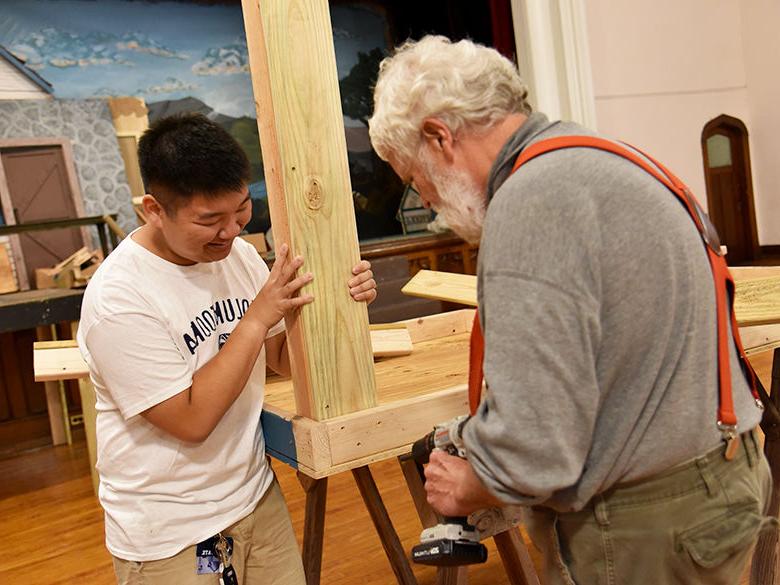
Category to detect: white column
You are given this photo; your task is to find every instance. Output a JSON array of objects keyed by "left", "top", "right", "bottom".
[{"left": 510, "top": 0, "right": 597, "bottom": 129}]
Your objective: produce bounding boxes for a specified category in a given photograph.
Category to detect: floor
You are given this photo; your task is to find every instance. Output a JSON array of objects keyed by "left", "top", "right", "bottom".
[{"left": 0, "top": 429, "right": 519, "bottom": 585}]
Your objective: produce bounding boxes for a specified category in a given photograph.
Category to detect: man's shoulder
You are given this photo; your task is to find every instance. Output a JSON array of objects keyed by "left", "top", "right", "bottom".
[{"left": 81, "top": 241, "right": 156, "bottom": 320}]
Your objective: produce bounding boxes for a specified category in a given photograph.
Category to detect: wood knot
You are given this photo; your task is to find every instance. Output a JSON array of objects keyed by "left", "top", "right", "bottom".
[{"left": 305, "top": 177, "right": 323, "bottom": 210}]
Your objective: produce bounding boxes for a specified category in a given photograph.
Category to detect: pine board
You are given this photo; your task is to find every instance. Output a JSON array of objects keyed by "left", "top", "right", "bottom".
[{"left": 241, "top": 0, "right": 376, "bottom": 420}]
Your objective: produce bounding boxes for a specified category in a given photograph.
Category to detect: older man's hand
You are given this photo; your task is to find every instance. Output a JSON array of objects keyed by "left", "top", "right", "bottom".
[{"left": 424, "top": 449, "right": 502, "bottom": 516}]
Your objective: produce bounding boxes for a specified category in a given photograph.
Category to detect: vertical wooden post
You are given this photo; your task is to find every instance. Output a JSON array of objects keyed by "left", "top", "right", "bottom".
[{"left": 241, "top": 0, "right": 377, "bottom": 420}]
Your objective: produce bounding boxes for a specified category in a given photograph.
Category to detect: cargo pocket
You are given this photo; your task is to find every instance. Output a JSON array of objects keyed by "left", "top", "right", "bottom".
[
  {"left": 676, "top": 501, "right": 762, "bottom": 568},
  {"left": 550, "top": 516, "right": 579, "bottom": 585}
]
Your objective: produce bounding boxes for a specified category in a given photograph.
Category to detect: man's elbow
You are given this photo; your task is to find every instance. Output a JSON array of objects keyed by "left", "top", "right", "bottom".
[{"left": 142, "top": 409, "right": 216, "bottom": 444}]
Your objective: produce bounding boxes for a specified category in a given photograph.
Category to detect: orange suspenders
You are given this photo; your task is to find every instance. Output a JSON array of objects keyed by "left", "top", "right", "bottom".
[{"left": 468, "top": 136, "right": 764, "bottom": 452}]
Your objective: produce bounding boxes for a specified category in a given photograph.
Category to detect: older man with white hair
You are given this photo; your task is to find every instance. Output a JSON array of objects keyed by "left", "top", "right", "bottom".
[{"left": 369, "top": 36, "right": 771, "bottom": 584}]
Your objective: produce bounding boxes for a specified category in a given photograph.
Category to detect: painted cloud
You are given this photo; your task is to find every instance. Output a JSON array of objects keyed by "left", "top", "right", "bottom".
[
  {"left": 192, "top": 39, "right": 249, "bottom": 76},
  {"left": 143, "top": 77, "right": 199, "bottom": 95},
  {"left": 10, "top": 27, "right": 186, "bottom": 70}
]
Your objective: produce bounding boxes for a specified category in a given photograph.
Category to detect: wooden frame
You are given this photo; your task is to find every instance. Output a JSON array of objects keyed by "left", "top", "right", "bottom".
[
  {"left": 0, "top": 137, "right": 90, "bottom": 290},
  {"left": 108, "top": 97, "right": 149, "bottom": 202},
  {"left": 34, "top": 310, "right": 475, "bottom": 477},
  {"left": 701, "top": 114, "right": 760, "bottom": 262}
]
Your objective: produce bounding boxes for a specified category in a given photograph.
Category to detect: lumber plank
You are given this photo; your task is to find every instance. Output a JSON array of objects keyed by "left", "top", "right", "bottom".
[
  {"left": 402, "top": 270, "right": 477, "bottom": 307},
  {"left": 741, "top": 324, "right": 780, "bottom": 356},
  {"left": 370, "top": 326, "right": 413, "bottom": 358},
  {"left": 241, "top": 0, "right": 376, "bottom": 420},
  {"left": 325, "top": 385, "right": 468, "bottom": 466},
  {"left": 263, "top": 384, "right": 470, "bottom": 478},
  {"left": 32, "top": 329, "right": 416, "bottom": 384},
  {"left": 33, "top": 345, "right": 88, "bottom": 382},
  {"left": 401, "top": 309, "right": 474, "bottom": 343},
  {"left": 403, "top": 270, "right": 780, "bottom": 329},
  {"left": 731, "top": 266, "right": 780, "bottom": 281},
  {"left": 734, "top": 276, "right": 780, "bottom": 327}
]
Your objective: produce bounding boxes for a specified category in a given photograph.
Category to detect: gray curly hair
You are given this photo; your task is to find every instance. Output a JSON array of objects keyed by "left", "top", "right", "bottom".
[{"left": 368, "top": 35, "right": 531, "bottom": 169}]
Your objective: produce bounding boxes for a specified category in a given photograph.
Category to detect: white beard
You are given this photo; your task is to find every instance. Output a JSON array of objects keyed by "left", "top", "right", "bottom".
[{"left": 420, "top": 151, "right": 486, "bottom": 245}]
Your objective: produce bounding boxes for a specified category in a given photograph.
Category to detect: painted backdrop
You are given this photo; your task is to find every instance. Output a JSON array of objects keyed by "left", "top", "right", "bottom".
[{"left": 0, "top": 0, "right": 403, "bottom": 239}]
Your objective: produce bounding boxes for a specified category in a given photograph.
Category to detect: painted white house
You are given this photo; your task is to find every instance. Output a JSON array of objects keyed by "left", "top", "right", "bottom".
[{"left": 0, "top": 45, "right": 53, "bottom": 100}]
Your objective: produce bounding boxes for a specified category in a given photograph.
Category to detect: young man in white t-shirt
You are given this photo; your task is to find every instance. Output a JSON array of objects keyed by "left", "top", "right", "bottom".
[{"left": 78, "top": 114, "right": 377, "bottom": 585}]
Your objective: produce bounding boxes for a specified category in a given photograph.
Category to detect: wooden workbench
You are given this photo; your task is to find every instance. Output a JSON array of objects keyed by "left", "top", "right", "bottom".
[
  {"left": 262, "top": 310, "right": 472, "bottom": 478},
  {"left": 33, "top": 310, "right": 475, "bottom": 481}
]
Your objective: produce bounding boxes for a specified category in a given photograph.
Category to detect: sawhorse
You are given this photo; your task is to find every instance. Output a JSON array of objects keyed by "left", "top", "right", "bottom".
[{"left": 294, "top": 455, "right": 540, "bottom": 585}]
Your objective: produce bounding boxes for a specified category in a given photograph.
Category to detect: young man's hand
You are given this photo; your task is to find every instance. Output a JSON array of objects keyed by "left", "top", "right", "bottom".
[
  {"left": 251, "top": 244, "right": 314, "bottom": 330},
  {"left": 349, "top": 260, "right": 377, "bottom": 304}
]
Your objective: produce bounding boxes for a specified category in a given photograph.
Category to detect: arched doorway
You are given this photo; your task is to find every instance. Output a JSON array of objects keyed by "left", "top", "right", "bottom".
[{"left": 701, "top": 115, "right": 759, "bottom": 264}]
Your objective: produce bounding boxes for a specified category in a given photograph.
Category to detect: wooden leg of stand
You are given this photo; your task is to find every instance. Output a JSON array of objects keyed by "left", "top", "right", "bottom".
[
  {"left": 494, "top": 529, "right": 541, "bottom": 585},
  {"left": 751, "top": 348, "right": 780, "bottom": 585},
  {"left": 352, "top": 465, "right": 418, "bottom": 585},
  {"left": 297, "top": 472, "right": 328, "bottom": 585},
  {"left": 398, "top": 458, "right": 468, "bottom": 585}
]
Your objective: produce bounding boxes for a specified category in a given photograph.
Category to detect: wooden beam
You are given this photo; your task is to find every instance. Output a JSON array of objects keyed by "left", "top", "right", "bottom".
[
  {"left": 734, "top": 276, "right": 780, "bottom": 327},
  {"left": 730, "top": 266, "right": 780, "bottom": 281},
  {"left": 370, "top": 325, "right": 413, "bottom": 358},
  {"left": 33, "top": 329, "right": 412, "bottom": 382},
  {"left": 404, "top": 270, "right": 780, "bottom": 329},
  {"left": 402, "top": 270, "right": 477, "bottom": 307},
  {"left": 262, "top": 383, "right": 470, "bottom": 478},
  {"left": 241, "top": 0, "right": 376, "bottom": 420}
]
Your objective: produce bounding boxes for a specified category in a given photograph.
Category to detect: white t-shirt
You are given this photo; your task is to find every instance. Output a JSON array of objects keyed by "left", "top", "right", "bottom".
[{"left": 77, "top": 233, "right": 283, "bottom": 561}]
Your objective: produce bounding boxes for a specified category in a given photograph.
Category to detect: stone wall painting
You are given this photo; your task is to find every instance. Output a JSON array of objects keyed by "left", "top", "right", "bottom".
[
  {"left": 0, "top": 0, "right": 403, "bottom": 241},
  {"left": 0, "top": 99, "right": 136, "bottom": 236}
]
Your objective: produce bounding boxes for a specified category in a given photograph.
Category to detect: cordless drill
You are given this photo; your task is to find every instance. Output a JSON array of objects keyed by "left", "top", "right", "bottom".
[{"left": 405, "top": 414, "right": 488, "bottom": 566}]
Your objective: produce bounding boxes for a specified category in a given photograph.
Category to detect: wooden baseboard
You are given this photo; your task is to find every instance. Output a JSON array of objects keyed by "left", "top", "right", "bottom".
[{"left": 761, "top": 245, "right": 780, "bottom": 257}]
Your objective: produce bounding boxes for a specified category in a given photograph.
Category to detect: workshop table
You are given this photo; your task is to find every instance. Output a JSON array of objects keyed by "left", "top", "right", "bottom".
[{"left": 33, "top": 309, "right": 539, "bottom": 585}]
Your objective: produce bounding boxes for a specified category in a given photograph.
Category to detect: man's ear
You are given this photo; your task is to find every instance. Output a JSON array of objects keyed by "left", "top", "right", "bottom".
[
  {"left": 142, "top": 194, "right": 166, "bottom": 228},
  {"left": 421, "top": 118, "right": 455, "bottom": 163}
]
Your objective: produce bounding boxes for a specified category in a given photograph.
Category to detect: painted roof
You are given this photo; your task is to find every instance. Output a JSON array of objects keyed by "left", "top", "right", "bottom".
[{"left": 0, "top": 44, "right": 54, "bottom": 94}]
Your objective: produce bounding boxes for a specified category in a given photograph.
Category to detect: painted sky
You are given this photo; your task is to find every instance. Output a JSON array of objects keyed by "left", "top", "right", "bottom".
[{"left": 0, "top": 0, "right": 387, "bottom": 121}]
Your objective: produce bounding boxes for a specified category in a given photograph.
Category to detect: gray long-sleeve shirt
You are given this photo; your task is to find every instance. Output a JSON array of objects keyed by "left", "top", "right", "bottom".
[{"left": 463, "top": 113, "right": 762, "bottom": 513}]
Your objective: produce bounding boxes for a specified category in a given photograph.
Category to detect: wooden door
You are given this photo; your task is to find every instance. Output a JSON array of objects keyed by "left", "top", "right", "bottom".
[
  {"left": 0, "top": 329, "right": 50, "bottom": 454},
  {"left": 1, "top": 146, "right": 85, "bottom": 282},
  {"left": 701, "top": 115, "right": 759, "bottom": 264}
]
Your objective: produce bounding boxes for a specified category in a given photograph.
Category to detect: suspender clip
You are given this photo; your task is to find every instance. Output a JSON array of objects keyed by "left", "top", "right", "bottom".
[
  {"left": 756, "top": 398, "right": 765, "bottom": 410},
  {"left": 717, "top": 421, "right": 740, "bottom": 461},
  {"left": 690, "top": 194, "right": 723, "bottom": 255}
]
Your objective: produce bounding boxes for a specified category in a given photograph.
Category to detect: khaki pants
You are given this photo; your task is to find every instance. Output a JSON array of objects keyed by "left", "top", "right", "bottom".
[
  {"left": 527, "top": 428, "right": 776, "bottom": 585},
  {"left": 113, "top": 479, "right": 305, "bottom": 585}
]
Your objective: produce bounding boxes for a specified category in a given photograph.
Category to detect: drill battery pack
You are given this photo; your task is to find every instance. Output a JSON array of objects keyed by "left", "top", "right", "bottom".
[{"left": 411, "top": 538, "right": 488, "bottom": 566}]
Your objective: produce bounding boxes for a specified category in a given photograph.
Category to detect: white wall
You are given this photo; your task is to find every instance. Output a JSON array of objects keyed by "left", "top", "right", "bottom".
[
  {"left": 0, "top": 57, "right": 50, "bottom": 100},
  {"left": 740, "top": 0, "right": 780, "bottom": 245},
  {"left": 584, "top": 0, "right": 780, "bottom": 245}
]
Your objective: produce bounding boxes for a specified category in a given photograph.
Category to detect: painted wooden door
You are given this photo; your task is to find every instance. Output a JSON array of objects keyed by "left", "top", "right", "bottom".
[
  {"left": 1, "top": 146, "right": 84, "bottom": 282},
  {"left": 702, "top": 116, "right": 758, "bottom": 264}
]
